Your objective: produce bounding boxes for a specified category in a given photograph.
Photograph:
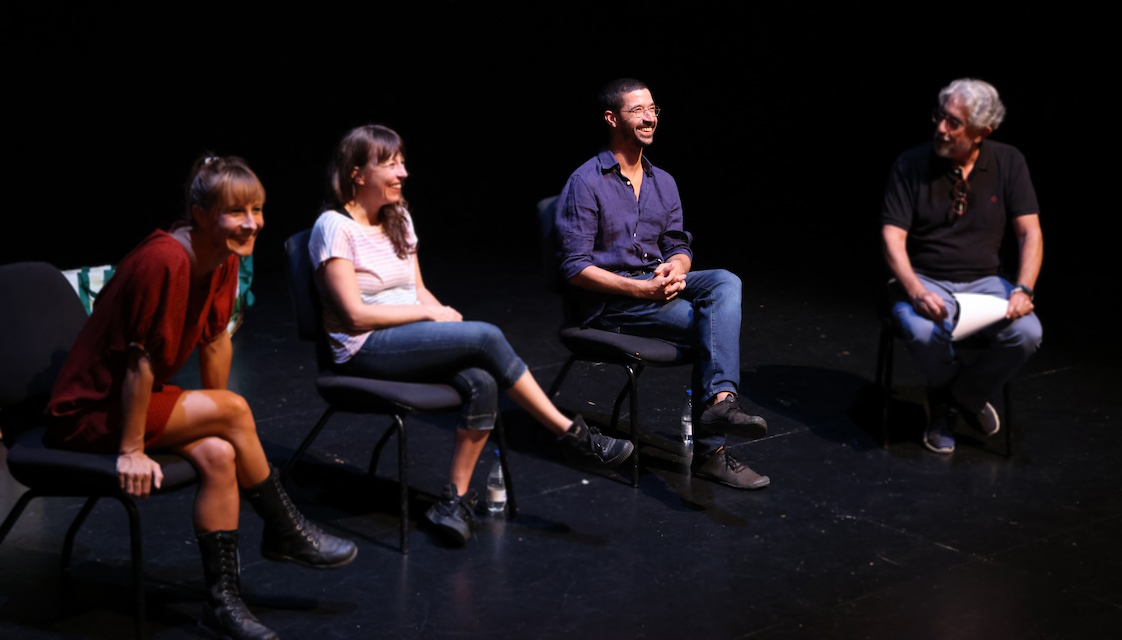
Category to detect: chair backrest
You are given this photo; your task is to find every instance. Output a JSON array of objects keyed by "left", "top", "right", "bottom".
[
  {"left": 535, "top": 195, "right": 563, "bottom": 293},
  {"left": 283, "top": 229, "right": 338, "bottom": 372},
  {"left": 284, "top": 229, "right": 320, "bottom": 343},
  {"left": 0, "top": 262, "right": 87, "bottom": 442},
  {"left": 537, "top": 194, "right": 591, "bottom": 326}
]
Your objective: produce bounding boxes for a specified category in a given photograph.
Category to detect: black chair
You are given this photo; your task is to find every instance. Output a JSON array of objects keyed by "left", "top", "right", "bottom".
[
  {"left": 875, "top": 301, "right": 1014, "bottom": 457},
  {"left": 537, "top": 196, "right": 694, "bottom": 488},
  {"left": 0, "top": 262, "right": 199, "bottom": 640},
  {"left": 281, "top": 229, "right": 518, "bottom": 553}
]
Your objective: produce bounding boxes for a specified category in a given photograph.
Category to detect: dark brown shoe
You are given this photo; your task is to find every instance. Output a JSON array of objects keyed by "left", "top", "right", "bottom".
[
  {"left": 698, "top": 396, "right": 767, "bottom": 438},
  {"left": 695, "top": 446, "right": 770, "bottom": 490}
]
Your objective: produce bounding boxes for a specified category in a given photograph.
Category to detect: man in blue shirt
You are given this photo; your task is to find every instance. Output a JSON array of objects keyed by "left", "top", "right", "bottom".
[{"left": 555, "top": 78, "right": 769, "bottom": 490}]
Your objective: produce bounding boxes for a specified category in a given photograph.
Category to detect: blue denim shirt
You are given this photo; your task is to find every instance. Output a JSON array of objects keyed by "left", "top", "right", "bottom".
[{"left": 556, "top": 150, "right": 693, "bottom": 283}]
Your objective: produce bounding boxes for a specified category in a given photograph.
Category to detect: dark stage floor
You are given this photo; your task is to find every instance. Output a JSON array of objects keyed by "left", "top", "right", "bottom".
[{"left": 2, "top": 257, "right": 1120, "bottom": 640}]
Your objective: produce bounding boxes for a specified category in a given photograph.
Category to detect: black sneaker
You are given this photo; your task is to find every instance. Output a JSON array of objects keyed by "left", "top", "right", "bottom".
[
  {"left": 698, "top": 395, "right": 768, "bottom": 438},
  {"left": 425, "top": 484, "right": 478, "bottom": 547},
  {"left": 558, "top": 415, "right": 634, "bottom": 468}
]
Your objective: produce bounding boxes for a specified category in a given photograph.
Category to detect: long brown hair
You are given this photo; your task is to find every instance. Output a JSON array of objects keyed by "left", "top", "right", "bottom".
[{"left": 327, "top": 125, "right": 414, "bottom": 259}]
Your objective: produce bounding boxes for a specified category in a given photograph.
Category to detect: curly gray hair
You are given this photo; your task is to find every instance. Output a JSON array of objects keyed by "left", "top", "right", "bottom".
[{"left": 939, "top": 78, "right": 1006, "bottom": 131}]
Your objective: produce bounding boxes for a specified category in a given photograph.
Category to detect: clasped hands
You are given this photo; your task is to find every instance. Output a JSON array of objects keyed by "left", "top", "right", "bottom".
[
  {"left": 910, "top": 289, "right": 1034, "bottom": 322},
  {"left": 641, "top": 262, "right": 687, "bottom": 301}
]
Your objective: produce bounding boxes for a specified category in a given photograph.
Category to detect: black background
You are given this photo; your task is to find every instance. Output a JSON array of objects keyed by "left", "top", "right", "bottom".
[{"left": 5, "top": 7, "right": 1108, "bottom": 351}]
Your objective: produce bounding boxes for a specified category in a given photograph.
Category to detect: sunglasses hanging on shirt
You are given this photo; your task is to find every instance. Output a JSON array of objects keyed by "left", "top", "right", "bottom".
[{"left": 948, "top": 168, "right": 970, "bottom": 224}]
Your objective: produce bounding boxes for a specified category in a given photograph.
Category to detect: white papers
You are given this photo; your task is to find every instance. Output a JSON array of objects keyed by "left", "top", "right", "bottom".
[{"left": 951, "top": 293, "right": 1009, "bottom": 342}]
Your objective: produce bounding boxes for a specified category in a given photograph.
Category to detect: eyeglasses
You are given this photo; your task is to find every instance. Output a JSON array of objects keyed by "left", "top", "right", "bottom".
[
  {"left": 932, "top": 108, "right": 965, "bottom": 132},
  {"left": 621, "top": 105, "right": 661, "bottom": 118},
  {"left": 948, "top": 168, "right": 969, "bottom": 223}
]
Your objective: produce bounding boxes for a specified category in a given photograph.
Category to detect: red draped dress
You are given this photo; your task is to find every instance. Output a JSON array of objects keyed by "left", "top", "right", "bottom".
[{"left": 46, "top": 231, "right": 238, "bottom": 452}]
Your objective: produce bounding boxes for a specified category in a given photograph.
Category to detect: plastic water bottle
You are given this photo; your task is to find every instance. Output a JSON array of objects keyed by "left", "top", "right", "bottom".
[
  {"left": 681, "top": 389, "right": 694, "bottom": 446},
  {"left": 486, "top": 450, "right": 506, "bottom": 514}
]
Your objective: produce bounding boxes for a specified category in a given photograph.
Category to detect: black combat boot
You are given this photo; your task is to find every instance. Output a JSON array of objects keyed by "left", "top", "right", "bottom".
[
  {"left": 244, "top": 468, "right": 358, "bottom": 569},
  {"left": 197, "top": 530, "right": 278, "bottom": 640}
]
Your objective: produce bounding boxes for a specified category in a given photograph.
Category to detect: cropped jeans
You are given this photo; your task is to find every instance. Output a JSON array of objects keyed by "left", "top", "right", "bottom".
[
  {"left": 591, "top": 268, "right": 743, "bottom": 403},
  {"left": 339, "top": 320, "right": 529, "bottom": 431}
]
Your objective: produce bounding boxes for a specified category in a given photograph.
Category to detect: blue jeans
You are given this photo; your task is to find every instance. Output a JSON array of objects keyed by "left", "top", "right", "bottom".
[
  {"left": 891, "top": 275, "right": 1042, "bottom": 413},
  {"left": 591, "top": 269, "right": 742, "bottom": 403},
  {"left": 339, "top": 321, "right": 529, "bottom": 430}
]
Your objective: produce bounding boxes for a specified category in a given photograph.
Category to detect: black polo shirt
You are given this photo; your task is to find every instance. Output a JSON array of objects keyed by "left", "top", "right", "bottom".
[{"left": 881, "top": 140, "right": 1039, "bottom": 282}]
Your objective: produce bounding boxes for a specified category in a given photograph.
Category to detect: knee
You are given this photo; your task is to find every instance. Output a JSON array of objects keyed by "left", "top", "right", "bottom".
[
  {"left": 455, "top": 367, "right": 498, "bottom": 399},
  {"left": 476, "top": 322, "right": 506, "bottom": 343},
  {"left": 216, "top": 391, "right": 256, "bottom": 434},
  {"left": 712, "top": 269, "right": 741, "bottom": 297},
  {"left": 468, "top": 322, "right": 509, "bottom": 351},
  {"left": 1005, "top": 316, "right": 1043, "bottom": 354},
  {"left": 190, "top": 437, "right": 237, "bottom": 476}
]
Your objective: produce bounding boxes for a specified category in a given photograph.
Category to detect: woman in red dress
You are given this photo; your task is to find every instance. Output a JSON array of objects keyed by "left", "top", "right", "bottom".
[{"left": 47, "top": 156, "right": 356, "bottom": 640}]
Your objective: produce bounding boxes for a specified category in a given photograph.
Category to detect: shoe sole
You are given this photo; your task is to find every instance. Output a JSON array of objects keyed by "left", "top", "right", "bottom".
[
  {"left": 978, "top": 404, "right": 1000, "bottom": 436},
  {"left": 198, "top": 616, "right": 279, "bottom": 640},
  {"left": 922, "top": 438, "right": 955, "bottom": 454},
  {"left": 694, "top": 469, "right": 771, "bottom": 490},
  {"left": 426, "top": 518, "right": 471, "bottom": 548},
  {"left": 261, "top": 545, "right": 358, "bottom": 569},
  {"left": 697, "top": 418, "right": 768, "bottom": 439},
  {"left": 955, "top": 402, "right": 1000, "bottom": 436}
]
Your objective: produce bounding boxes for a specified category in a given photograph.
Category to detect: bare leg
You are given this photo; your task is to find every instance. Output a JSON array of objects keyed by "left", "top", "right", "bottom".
[
  {"left": 506, "top": 370, "right": 572, "bottom": 435},
  {"left": 448, "top": 429, "right": 490, "bottom": 497},
  {"left": 152, "top": 389, "right": 272, "bottom": 488},
  {"left": 152, "top": 390, "right": 356, "bottom": 571},
  {"left": 175, "top": 437, "right": 239, "bottom": 533}
]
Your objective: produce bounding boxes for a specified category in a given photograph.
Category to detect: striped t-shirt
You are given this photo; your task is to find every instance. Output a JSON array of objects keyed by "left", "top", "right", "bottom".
[{"left": 309, "top": 210, "right": 418, "bottom": 363}]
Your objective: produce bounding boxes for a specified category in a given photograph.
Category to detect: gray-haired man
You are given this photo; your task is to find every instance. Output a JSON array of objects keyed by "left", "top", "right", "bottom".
[{"left": 880, "top": 78, "right": 1043, "bottom": 454}]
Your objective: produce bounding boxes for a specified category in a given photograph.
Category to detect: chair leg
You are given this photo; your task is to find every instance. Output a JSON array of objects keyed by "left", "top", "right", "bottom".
[
  {"left": 547, "top": 355, "right": 577, "bottom": 399},
  {"left": 280, "top": 406, "right": 337, "bottom": 478},
  {"left": 494, "top": 415, "right": 518, "bottom": 519},
  {"left": 610, "top": 380, "right": 628, "bottom": 433},
  {"left": 626, "top": 364, "right": 640, "bottom": 488},
  {"left": 395, "top": 415, "right": 409, "bottom": 554},
  {"left": 368, "top": 421, "right": 398, "bottom": 478},
  {"left": 876, "top": 325, "right": 895, "bottom": 448},
  {"left": 0, "top": 489, "right": 37, "bottom": 544},
  {"left": 610, "top": 365, "right": 643, "bottom": 434},
  {"left": 1002, "top": 382, "right": 1014, "bottom": 458},
  {"left": 61, "top": 496, "right": 100, "bottom": 572},
  {"left": 116, "top": 496, "right": 145, "bottom": 640}
]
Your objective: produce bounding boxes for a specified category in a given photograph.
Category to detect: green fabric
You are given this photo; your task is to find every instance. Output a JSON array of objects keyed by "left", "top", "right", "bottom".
[{"left": 61, "top": 257, "right": 253, "bottom": 335}]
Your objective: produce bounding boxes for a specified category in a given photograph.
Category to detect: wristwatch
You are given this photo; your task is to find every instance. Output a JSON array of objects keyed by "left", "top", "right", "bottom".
[{"left": 1011, "top": 284, "right": 1035, "bottom": 301}]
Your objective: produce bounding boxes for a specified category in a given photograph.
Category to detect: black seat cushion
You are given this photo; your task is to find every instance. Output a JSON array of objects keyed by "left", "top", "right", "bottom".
[
  {"left": 6, "top": 427, "right": 198, "bottom": 496},
  {"left": 316, "top": 372, "right": 463, "bottom": 414},
  {"left": 558, "top": 326, "right": 691, "bottom": 365}
]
